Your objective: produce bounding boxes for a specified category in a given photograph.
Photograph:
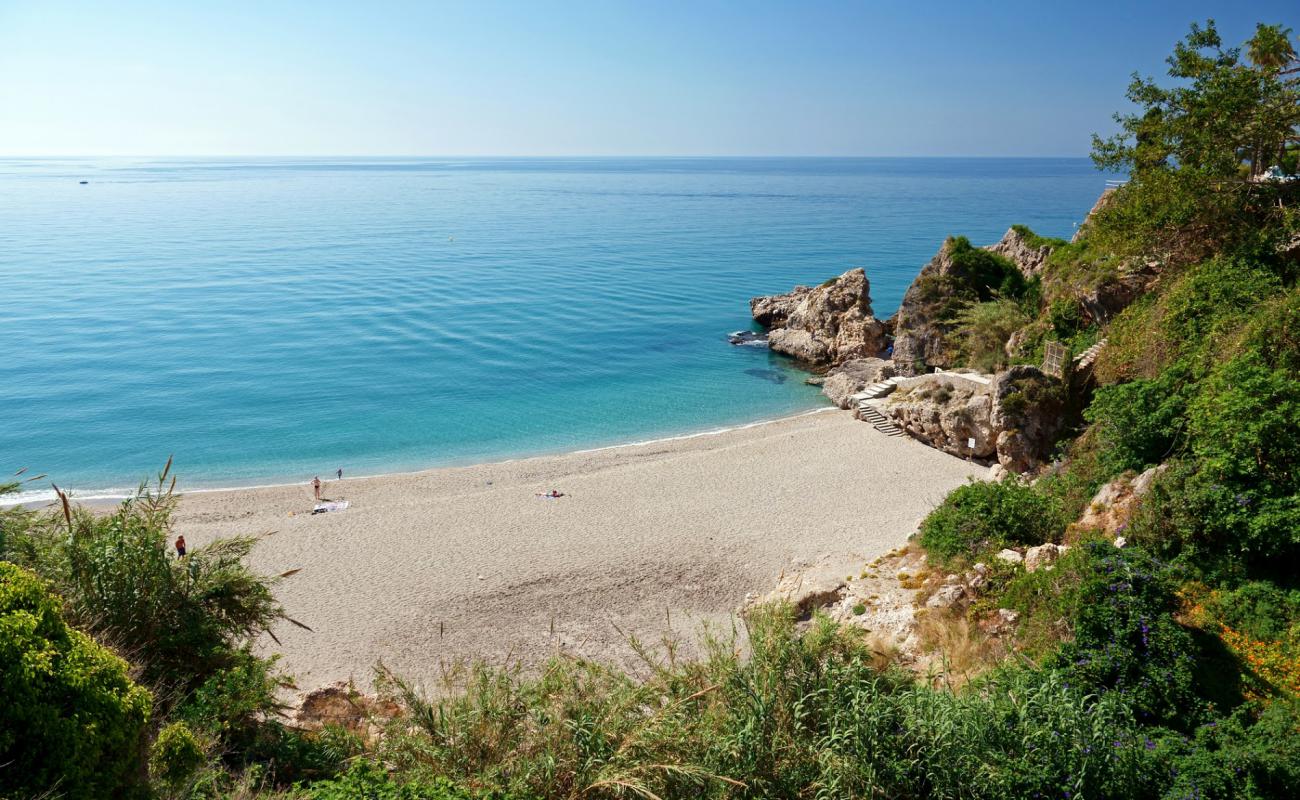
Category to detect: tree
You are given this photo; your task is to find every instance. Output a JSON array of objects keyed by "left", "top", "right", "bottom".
[
  {"left": 1247, "top": 23, "right": 1297, "bottom": 74},
  {"left": 1093, "top": 20, "right": 1300, "bottom": 179}
]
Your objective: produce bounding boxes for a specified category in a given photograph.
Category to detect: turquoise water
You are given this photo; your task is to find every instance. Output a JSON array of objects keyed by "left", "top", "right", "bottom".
[{"left": 1, "top": 157, "right": 1110, "bottom": 500}]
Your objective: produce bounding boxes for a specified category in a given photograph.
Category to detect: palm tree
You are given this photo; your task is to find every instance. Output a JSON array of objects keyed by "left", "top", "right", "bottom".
[{"left": 1247, "top": 23, "right": 1297, "bottom": 73}]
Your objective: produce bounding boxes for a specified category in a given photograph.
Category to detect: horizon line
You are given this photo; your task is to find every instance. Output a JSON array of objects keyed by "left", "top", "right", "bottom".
[{"left": 1, "top": 153, "right": 1097, "bottom": 160}]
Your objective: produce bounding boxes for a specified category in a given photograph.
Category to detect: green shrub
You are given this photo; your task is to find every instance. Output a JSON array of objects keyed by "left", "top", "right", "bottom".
[
  {"left": 1048, "top": 297, "right": 1083, "bottom": 338},
  {"left": 952, "top": 299, "right": 1030, "bottom": 372},
  {"left": 1084, "top": 364, "right": 1191, "bottom": 476},
  {"left": 1010, "top": 223, "right": 1068, "bottom": 250},
  {"left": 0, "top": 562, "right": 152, "bottom": 800},
  {"left": 919, "top": 479, "right": 1061, "bottom": 566},
  {"left": 1053, "top": 544, "right": 1202, "bottom": 726},
  {"left": 150, "top": 721, "right": 208, "bottom": 792},
  {"left": 1155, "top": 700, "right": 1300, "bottom": 800},
  {"left": 947, "top": 235, "right": 1029, "bottom": 301},
  {"left": 299, "top": 761, "right": 482, "bottom": 799}
]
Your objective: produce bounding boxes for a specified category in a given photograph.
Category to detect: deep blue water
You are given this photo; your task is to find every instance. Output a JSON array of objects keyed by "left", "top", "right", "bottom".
[{"left": 0, "top": 157, "right": 1112, "bottom": 500}]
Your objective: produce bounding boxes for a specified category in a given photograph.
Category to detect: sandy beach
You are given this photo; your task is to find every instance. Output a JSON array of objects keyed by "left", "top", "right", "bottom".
[{"left": 175, "top": 409, "right": 983, "bottom": 692}]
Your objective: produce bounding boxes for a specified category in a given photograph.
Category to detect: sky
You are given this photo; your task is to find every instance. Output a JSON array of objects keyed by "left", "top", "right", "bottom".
[{"left": 0, "top": 1, "right": 1294, "bottom": 157}]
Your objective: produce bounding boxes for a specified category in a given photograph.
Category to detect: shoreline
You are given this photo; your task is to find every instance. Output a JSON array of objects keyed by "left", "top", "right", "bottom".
[
  {"left": 172, "top": 409, "right": 983, "bottom": 692},
  {"left": 6, "top": 405, "right": 838, "bottom": 509}
]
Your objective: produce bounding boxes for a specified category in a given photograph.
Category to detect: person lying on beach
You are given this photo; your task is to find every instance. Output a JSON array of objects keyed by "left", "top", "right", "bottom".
[{"left": 536, "top": 490, "right": 565, "bottom": 498}]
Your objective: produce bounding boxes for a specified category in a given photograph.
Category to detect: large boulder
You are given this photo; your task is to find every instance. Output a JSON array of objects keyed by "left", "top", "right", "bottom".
[
  {"left": 750, "top": 268, "right": 887, "bottom": 367},
  {"left": 821, "top": 357, "right": 895, "bottom": 408},
  {"left": 881, "top": 375, "right": 996, "bottom": 458},
  {"left": 990, "top": 365, "right": 1065, "bottom": 474}
]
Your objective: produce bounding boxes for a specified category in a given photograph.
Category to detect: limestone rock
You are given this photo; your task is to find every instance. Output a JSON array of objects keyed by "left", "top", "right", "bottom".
[
  {"left": 758, "top": 563, "right": 848, "bottom": 619},
  {"left": 1076, "top": 464, "right": 1166, "bottom": 534},
  {"left": 750, "top": 286, "right": 811, "bottom": 327},
  {"left": 821, "top": 357, "right": 895, "bottom": 408},
  {"left": 1024, "top": 543, "right": 1067, "bottom": 573},
  {"left": 880, "top": 375, "right": 996, "bottom": 458},
  {"left": 990, "top": 365, "right": 1064, "bottom": 474},
  {"left": 980, "top": 608, "right": 1020, "bottom": 636},
  {"left": 986, "top": 226, "right": 1055, "bottom": 277},
  {"left": 749, "top": 268, "right": 887, "bottom": 367},
  {"left": 995, "top": 548, "right": 1023, "bottom": 565},
  {"left": 891, "top": 239, "right": 962, "bottom": 375},
  {"left": 926, "top": 584, "right": 966, "bottom": 609}
]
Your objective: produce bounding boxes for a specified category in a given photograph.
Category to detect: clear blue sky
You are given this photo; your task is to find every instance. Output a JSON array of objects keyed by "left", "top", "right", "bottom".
[{"left": 0, "top": 0, "right": 1294, "bottom": 157}]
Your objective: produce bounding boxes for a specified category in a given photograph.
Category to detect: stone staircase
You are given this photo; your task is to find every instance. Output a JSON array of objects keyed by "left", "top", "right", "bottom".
[
  {"left": 855, "top": 399, "right": 906, "bottom": 437},
  {"left": 850, "top": 375, "right": 908, "bottom": 402},
  {"left": 848, "top": 376, "right": 907, "bottom": 437},
  {"left": 1073, "top": 338, "right": 1108, "bottom": 371}
]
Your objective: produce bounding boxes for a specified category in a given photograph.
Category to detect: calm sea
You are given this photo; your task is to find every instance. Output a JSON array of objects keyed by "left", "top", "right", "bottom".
[{"left": 1, "top": 157, "right": 1111, "bottom": 501}]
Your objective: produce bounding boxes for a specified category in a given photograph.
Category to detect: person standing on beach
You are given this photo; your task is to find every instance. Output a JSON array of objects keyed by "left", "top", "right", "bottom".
[
  {"left": 175, "top": 535, "right": 186, "bottom": 557},
  {"left": 336, "top": 467, "right": 343, "bottom": 480},
  {"left": 312, "top": 476, "right": 322, "bottom": 501}
]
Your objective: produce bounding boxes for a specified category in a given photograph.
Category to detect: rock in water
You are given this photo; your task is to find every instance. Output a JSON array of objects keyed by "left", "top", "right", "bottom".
[
  {"left": 728, "top": 330, "right": 768, "bottom": 346},
  {"left": 749, "top": 268, "right": 887, "bottom": 367}
]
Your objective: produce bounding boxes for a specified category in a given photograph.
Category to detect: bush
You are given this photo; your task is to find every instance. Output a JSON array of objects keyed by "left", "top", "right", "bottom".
[
  {"left": 919, "top": 479, "right": 1061, "bottom": 566},
  {"left": 952, "top": 299, "right": 1030, "bottom": 372},
  {"left": 150, "top": 721, "right": 208, "bottom": 792},
  {"left": 299, "top": 761, "right": 483, "bottom": 799},
  {"left": 1053, "top": 545, "right": 1202, "bottom": 726},
  {"left": 0, "top": 562, "right": 152, "bottom": 800},
  {"left": 947, "top": 235, "right": 1029, "bottom": 301},
  {"left": 1048, "top": 297, "right": 1084, "bottom": 338},
  {"left": 1156, "top": 700, "right": 1300, "bottom": 800},
  {"left": 1084, "top": 364, "right": 1191, "bottom": 476}
]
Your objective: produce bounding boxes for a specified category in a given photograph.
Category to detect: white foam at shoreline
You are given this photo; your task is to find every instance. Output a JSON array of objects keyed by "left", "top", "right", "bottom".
[{"left": 1, "top": 406, "right": 839, "bottom": 508}]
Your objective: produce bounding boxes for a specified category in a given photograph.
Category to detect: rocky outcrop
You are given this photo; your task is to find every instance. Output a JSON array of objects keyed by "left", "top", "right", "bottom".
[
  {"left": 890, "top": 240, "right": 962, "bottom": 375},
  {"left": 987, "top": 227, "right": 1055, "bottom": 277},
  {"left": 990, "top": 366, "right": 1065, "bottom": 474},
  {"left": 291, "top": 681, "right": 400, "bottom": 739},
  {"left": 1074, "top": 464, "right": 1166, "bottom": 535},
  {"left": 875, "top": 366, "right": 1064, "bottom": 474},
  {"left": 750, "top": 268, "right": 888, "bottom": 367},
  {"left": 820, "top": 357, "right": 895, "bottom": 408},
  {"left": 881, "top": 375, "right": 996, "bottom": 458}
]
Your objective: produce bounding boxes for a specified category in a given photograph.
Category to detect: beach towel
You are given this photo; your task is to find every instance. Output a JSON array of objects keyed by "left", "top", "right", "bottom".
[{"left": 312, "top": 500, "right": 350, "bottom": 514}]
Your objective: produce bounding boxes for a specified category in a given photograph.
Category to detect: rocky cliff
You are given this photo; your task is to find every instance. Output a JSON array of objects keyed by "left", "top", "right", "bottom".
[
  {"left": 892, "top": 230, "right": 1062, "bottom": 376},
  {"left": 749, "top": 268, "right": 888, "bottom": 367}
]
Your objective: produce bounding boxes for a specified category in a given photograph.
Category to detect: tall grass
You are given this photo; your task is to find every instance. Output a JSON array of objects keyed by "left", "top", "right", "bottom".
[{"left": 373, "top": 607, "right": 1161, "bottom": 799}]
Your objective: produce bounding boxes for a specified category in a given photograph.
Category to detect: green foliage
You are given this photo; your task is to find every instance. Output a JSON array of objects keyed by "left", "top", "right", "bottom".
[
  {"left": 374, "top": 606, "right": 1169, "bottom": 799},
  {"left": 1048, "top": 297, "right": 1083, "bottom": 338},
  {"left": 1085, "top": 365, "right": 1190, "bottom": 476},
  {"left": 0, "top": 562, "right": 152, "bottom": 800},
  {"left": 1093, "top": 20, "right": 1300, "bottom": 180},
  {"left": 1010, "top": 223, "right": 1068, "bottom": 250},
  {"left": 150, "top": 721, "right": 208, "bottom": 792},
  {"left": 1053, "top": 545, "right": 1203, "bottom": 726},
  {"left": 947, "top": 235, "right": 1029, "bottom": 301},
  {"left": 1156, "top": 700, "right": 1300, "bottom": 800},
  {"left": 297, "top": 762, "right": 485, "bottom": 799},
  {"left": 919, "top": 479, "right": 1061, "bottom": 566},
  {"left": 952, "top": 299, "right": 1030, "bottom": 372},
  {"left": 5, "top": 473, "right": 291, "bottom": 701}
]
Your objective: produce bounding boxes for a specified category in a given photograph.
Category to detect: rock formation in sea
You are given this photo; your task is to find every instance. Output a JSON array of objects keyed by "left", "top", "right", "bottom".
[{"left": 749, "top": 268, "right": 888, "bottom": 367}]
